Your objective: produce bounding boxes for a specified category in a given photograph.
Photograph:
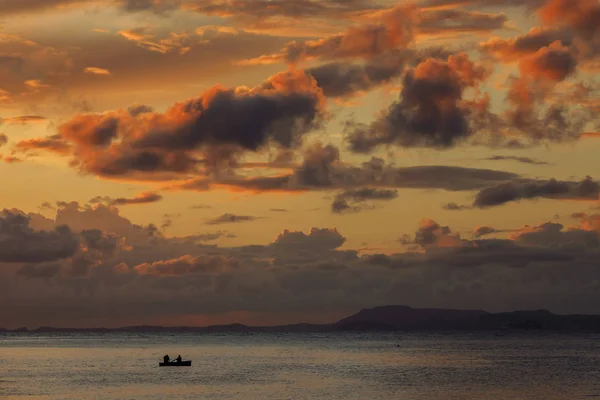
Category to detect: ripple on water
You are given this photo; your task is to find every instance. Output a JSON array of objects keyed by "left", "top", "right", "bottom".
[{"left": 1, "top": 332, "right": 600, "bottom": 400}]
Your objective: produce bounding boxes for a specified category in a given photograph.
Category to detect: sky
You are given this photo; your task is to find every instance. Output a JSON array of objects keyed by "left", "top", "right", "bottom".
[{"left": 1, "top": 0, "right": 600, "bottom": 329}]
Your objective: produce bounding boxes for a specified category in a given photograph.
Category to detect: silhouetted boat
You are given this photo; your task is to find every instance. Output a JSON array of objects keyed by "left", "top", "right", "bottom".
[{"left": 159, "top": 361, "right": 191, "bottom": 367}]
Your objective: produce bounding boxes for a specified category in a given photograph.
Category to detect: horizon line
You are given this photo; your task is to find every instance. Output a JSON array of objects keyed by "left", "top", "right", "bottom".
[{"left": 2, "top": 305, "right": 586, "bottom": 332}]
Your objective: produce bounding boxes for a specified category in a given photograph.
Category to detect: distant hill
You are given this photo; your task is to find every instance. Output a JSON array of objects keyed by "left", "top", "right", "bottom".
[
  {"left": 334, "top": 305, "right": 488, "bottom": 331},
  {"left": 4, "top": 305, "right": 600, "bottom": 333}
]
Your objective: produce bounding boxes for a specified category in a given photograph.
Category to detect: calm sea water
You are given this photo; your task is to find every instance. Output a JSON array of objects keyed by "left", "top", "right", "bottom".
[{"left": 2, "top": 332, "right": 600, "bottom": 399}]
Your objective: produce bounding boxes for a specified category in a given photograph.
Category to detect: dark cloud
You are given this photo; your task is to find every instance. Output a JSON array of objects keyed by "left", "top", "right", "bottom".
[
  {"left": 271, "top": 227, "right": 345, "bottom": 251},
  {"left": 345, "top": 53, "right": 489, "bottom": 152},
  {"left": 481, "top": 28, "right": 573, "bottom": 62},
  {"left": 473, "top": 176, "right": 599, "bottom": 208},
  {"left": 89, "top": 192, "right": 163, "bottom": 206},
  {"left": 419, "top": 0, "right": 547, "bottom": 9},
  {"left": 0, "top": 0, "right": 182, "bottom": 16},
  {"left": 3, "top": 204, "right": 600, "bottom": 328},
  {"left": 160, "top": 213, "right": 181, "bottom": 231},
  {"left": 429, "top": 240, "right": 576, "bottom": 268},
  {"left": 483, "top": 155, "right": 549, "bottom": 165},
  {"left": 39, "top": 202, "right": 56, "bottom": 211},
  {"left": 16, "top": 263, "right": 61, "bottom": 279},
  {"left": 0, "top": 133, "right": 7, "bottom": 146},
  {"left": 306, "top": 47, "right": 452, "bottom": 98},
  {"left": 408, "top": 219, "right": 463, "bottom": 248},
  {"left": 53, "top": 202, "right": 160, "bottom": 240},
  {"left": 510, "top": 221, "right": 599, "bottom": 249},
  {"left": 306, "top": 53, "right": 408, "bottom": 98},
  {"left": 134, "top": 254, "right": 238, "bottom": 276},
  {"left": 127, "top": 104, "right": 155, "bottom": 116},
  {"left": 19, "top": 71, "right": 325, "bottom": 177},
  {"left": 0, "top": 210, "right": 78, "bottom": 263},
  {"left": 417, "top": 8, "right": 508, "bottom": 35},
  {"left": 188, "top": 0, "right": 378, "bottom": 21},
  {"left": 205, "top": 213, "right": 260, "bottom": 225},
  {"left": 331, "top": 188, "right": 398, "bottom": 214},
  {"left": 473, "top": 226, "right": 499, "bottom": 238},
  {"left": 190, "top": 204, "right": 212, "bottom": 209},
  {"left": 176, "top": 232, "right": 234, "bottom": 242},
  {"left": 518, "top": 41, "right": 577, "bottom": 82},
  {"left": 120, "top": 0, "right": 181, "bottom": 13},
  {"left": 292, "top": 142, "right": 340, "bottom": 187},
  {"left": 80, "top": 229, "right": 119, "bottom": 255},
  {"left": 0, "top": 0, "right": 95, "bottom": 16},
  {"left": 379, "top": 165, "right": 517, "bottom": 191},
  {"left": 571, "top": 212, "right": 588, "bottom": 219},
  {"left": 538, "top": 0, "right": 600, "bottom": 41},
  {"left": 266, "top": 227, "right": 356, "bottom": 267},
  {"left": 442, "top": 202, "right": 471, "bottom": 211},
  {"left": 197, "top": 143, "right": 519, "bottom": 195}
]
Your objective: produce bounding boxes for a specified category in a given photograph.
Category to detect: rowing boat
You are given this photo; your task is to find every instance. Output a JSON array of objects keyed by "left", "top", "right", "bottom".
[{"left": 159, "top": 361, "right": 191, "bottom": 367}]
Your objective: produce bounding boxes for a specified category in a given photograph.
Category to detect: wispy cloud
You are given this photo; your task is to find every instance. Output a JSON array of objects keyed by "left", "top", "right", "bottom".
[
  {"left": 0, "top": 116, "right": 47, "bottom": 125},
  {"left": 89, "top": 191, "right": 163, "bottom": 206},
  {"left": 482, "top": 155, "right": 549, "bottom": 165},
  {"left": 84, "top": 67, "right": 111, "bottom": 75},
  {"left": 205, "top": 213, "right": 261, "bottom": 225}
]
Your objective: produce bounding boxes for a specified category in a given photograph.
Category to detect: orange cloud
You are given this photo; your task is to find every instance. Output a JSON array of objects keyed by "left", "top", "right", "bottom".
[
  {"left": 24, "top": 80, "right": 50, "bottom": 89},
  {"left": 1, "top": 155, "right": 23, "bottom": 164},
  {"left": 481, "top": 27, "right": 573, "bottom": 62},
  {"left": 580, "top": 214, "right": 600, "bottom": 232},
  {"left": 582, "top": 132, "right": 600, "bottom": 138},
  {"left": 518, "top": 41, "right": 577, "bottom": 82},
  {"left": 238, "top": 4, "right": 510, "bottom": 66},
  {"left": 0, "top": 115, "right": 47, "bottom": 125},
  {"left": 117, "top": 28, "right": 194, "bottom": 54},
  {"left": 18, "top": 70, "right": 326, "bottom": 180},
  {"left": 195, "top": 26, "right": 239, "bottom": 37},
  {"left": 0, "top": 89, "right": 11, "bottom": 103},
  {"left": 84, "top": 67, "right": 111, "bottom": 75},
  {"left": 239, "top": 4, "right": 417, "bottom": 65},
  {"left": 0, "top": 0, "right": 97, "bottom": 16},
  {"left": 89, "top": 191, "right": 163, "bottom": 206},
  {"left": 133, "top": 254, "right": 238, "bottom": 276},
  {"left": 14, "top": 135, "right": 73, "bottom": 155},
  {"left": 183, "top": 0, "right": 378, "bottom": 38},
  {"left": 416, "top": 8, "right": 508, "bottom": 36},
  {"left": 538, "top": 0, "right": 600, "bottom": 33}
]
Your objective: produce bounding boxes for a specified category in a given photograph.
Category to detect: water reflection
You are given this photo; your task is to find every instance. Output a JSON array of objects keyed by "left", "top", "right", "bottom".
[{"left": 1, "top": 332, "right": 599, "bottom": 400}]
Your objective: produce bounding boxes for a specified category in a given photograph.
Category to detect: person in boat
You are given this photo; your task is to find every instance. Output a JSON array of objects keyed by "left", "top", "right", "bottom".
[
  {"left": 175, "top": 355, "right": 182, "bottom": 363},
  {"left": 163, "top": 354, "right": 170, "bottom": 364}
]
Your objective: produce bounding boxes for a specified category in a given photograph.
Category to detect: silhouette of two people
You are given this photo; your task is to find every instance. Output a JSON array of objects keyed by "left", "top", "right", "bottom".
[{"left": 163, "top": 354, "right": 182, "bottom": 364}]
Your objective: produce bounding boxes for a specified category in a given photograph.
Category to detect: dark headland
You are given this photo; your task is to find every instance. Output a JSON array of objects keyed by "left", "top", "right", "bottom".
[{"left": 5, "top": 305, "right": 600, "bottom": 333}]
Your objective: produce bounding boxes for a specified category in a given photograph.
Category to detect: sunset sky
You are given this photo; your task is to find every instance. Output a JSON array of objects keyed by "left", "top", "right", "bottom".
[{"left": 1, "top": 0, "right": 600, "bottom": 329}]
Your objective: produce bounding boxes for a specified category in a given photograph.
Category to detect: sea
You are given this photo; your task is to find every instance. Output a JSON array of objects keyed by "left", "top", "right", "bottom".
[{"left": 1, "top": 332, "right": 600, "bottom": 400}]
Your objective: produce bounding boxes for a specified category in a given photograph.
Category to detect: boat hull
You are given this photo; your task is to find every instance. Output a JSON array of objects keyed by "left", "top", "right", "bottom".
[{"left": 159, "top": 361, "right": 191, "bottom": 367}]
